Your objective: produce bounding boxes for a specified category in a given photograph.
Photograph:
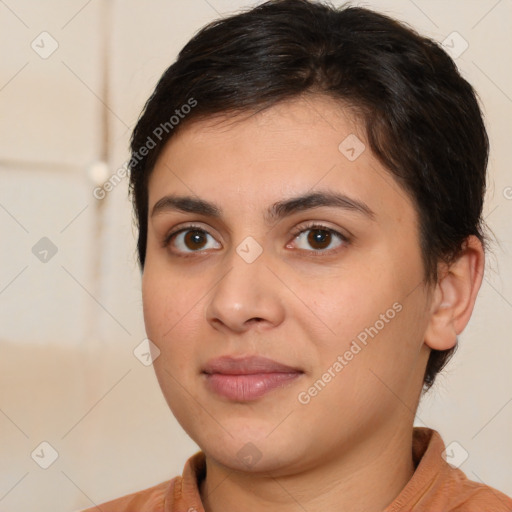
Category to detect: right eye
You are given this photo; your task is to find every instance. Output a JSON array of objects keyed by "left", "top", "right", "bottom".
[{"left": 163, "top": 225, "right": 222, "bottom": 255}]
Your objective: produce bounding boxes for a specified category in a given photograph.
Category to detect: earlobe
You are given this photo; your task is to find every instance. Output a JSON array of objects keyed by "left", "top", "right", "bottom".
[{"left": 424, "top": 236, "right": 485, "bottom": 351}]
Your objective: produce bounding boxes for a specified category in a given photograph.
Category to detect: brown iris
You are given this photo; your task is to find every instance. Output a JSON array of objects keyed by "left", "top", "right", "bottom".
[
  {"left": 184, "top": 230, "right": 208, "bottom": 250},
  {"left": 307, "top": 228, "right": 331, "bottom": 250}
]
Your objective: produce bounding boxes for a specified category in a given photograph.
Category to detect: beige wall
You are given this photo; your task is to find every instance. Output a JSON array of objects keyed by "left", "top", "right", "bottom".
[{"left": 0, "top": 1, "right": 511, "bottom": 510}]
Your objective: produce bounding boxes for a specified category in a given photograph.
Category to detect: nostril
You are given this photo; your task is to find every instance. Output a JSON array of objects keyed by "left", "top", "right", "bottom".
[{"left": 247, "top": 317, "right": 264, "bottom": 325}]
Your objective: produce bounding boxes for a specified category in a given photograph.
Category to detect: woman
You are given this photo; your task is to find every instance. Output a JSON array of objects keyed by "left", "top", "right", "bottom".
[{"left": 82, "top": 1, "right": 512, "bottom": 510}]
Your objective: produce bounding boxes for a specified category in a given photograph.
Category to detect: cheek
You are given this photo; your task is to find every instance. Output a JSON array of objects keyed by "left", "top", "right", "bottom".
[
  {"left": 308, "top": 274, "right": 393, "bottom": 342},
  {"left": 308, "top": 268, "right": 422, "bottom": 378},
  {"left": 142, "top": 271, "right": 200, "bottom": 416},
  {"left": 141, "top": 272, "right": 167, "bottom": 342},
  {"left": 141, "top": 267, "right": 203, "bottom": 371},
  {"left": 142, "top": 264, "right": 192, "bottom": 337}
]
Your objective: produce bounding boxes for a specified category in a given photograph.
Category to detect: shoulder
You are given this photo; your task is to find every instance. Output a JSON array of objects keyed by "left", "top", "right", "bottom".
[
  {"left": 446, "top": 471, "right": 512, "bottom": 512},
  {"left": 430, "top": 433, "right": 512, "bottom": 511},
  {"left": 387, "top": 428, "right": 512, "bottom": 512},
  {"left": 78, "top": 477, "right": 176, "bottom": 512}
]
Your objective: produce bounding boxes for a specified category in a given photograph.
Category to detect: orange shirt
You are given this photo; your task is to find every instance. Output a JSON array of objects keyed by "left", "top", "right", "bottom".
[{"left": 81, "top": 428, "right": 512, "bottom": 511}]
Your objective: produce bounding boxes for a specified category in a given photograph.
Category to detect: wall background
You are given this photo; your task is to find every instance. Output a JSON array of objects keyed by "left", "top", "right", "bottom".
[{"left": 0, "top": 1, "right": 511, "bottom": 510}]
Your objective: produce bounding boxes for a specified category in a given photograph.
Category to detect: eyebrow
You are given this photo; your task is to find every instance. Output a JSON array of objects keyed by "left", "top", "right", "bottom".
[{"left": 150, "top": 190, "right": 376, "bottom": 224}]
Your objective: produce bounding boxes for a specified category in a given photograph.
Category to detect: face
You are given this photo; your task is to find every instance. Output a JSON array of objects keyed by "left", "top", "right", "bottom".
[{"left": 142, "top": 95, "right": 433, "bottom": 475}]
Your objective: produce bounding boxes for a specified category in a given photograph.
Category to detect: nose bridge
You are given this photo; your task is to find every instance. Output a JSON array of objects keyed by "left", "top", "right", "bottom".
[{"left": 204, "top": 237, "right": 283, "bottom": 330}]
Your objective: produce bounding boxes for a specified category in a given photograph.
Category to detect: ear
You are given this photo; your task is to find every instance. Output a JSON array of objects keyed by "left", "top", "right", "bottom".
[{"left": 424, "top": 235, "right": 485, "bottom": 351}]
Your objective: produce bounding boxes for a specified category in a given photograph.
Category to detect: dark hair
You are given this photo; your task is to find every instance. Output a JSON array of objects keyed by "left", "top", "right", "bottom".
[{"left": 127, "top": 0, "right": 490, "bottom": 391}]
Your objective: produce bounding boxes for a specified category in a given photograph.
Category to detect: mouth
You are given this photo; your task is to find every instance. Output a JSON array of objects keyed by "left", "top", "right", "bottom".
[{"left": 202, "top": 355, "right": 304, "bottom": 401}]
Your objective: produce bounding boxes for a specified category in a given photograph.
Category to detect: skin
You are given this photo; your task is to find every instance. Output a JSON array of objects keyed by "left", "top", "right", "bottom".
[{"left": 142, "top": 94, "right": 484, "bottom": 512}]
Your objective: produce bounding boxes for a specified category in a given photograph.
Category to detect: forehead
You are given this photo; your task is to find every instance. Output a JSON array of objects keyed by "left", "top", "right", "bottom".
[{"left": 147, "top": 95, "right": 417, "bottom": 227}]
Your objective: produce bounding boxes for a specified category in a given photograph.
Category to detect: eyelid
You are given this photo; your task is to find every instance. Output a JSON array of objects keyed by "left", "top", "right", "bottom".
[{"left": 290, "top": 221, "right": 350, "bottom": 240}]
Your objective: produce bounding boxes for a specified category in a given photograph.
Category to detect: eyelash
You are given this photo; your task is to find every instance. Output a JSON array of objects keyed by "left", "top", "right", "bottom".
[{"left": 162, "top": 222, "right": 350, "bottom": 258}]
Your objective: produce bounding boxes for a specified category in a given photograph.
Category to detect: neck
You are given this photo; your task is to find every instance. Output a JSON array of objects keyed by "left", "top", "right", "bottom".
[{"left": 199, "top": 422, "right": 416, "bottom": 512}]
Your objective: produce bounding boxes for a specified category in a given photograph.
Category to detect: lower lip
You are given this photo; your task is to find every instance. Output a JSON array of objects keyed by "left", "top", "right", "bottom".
[{"left": 203, "top": 372, "right": 302, "bottom": 401}]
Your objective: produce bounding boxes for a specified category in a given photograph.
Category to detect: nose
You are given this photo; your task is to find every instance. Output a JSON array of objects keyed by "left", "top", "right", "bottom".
[{"left": 204, "top": 249, "right": 286, "bottom": 334}]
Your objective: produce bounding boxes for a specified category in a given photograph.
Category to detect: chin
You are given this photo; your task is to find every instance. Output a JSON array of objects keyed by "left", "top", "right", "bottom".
[
  {"left": 204, "top": 443, "right": 291, "bottom": 474},
  {"left": 196, "top": 427, "right": 305, "bottom": 473}
]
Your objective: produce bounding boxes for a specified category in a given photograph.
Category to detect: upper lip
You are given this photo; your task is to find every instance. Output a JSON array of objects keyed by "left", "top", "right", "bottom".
[{"left": 202, "top": 355, "right": 303, "bottom": 375}]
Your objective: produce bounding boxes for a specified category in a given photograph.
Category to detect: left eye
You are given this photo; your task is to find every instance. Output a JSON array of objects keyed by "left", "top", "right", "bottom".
[{"left": 290, "top": 225, "right": 347, "bottom": 252}]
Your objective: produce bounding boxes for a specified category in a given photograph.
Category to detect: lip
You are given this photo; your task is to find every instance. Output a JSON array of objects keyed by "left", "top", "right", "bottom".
[
  {"left": 202, "top": 355, "right": 304, "bottom": 401},
  {"left": 202, "top": 355, "right": 303, "bottom": 375}
]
